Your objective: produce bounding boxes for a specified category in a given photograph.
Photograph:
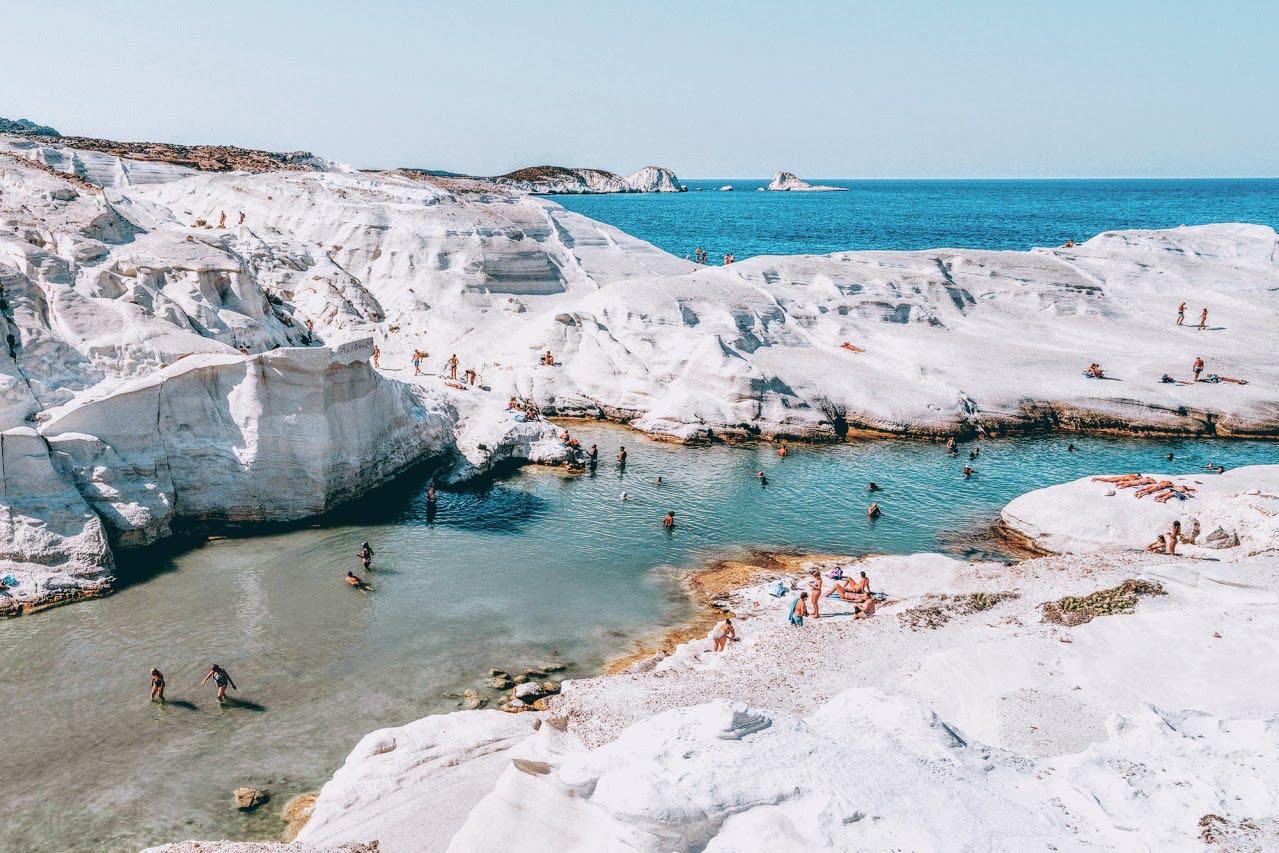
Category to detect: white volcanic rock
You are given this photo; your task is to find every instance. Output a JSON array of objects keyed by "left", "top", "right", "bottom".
[
  {"left": 623, "top": 166, "right": 684, "bottom": 192},
  {"left": 1001, "top": 464, "right": 1279, "bottom": 558},
  {"left": 295, "top": 711, "right": 540, "bottom": 851},
  {"left": 290, "top": 469, "right": 1279, "bottom": 850},
  {"left": 765, "top": 171, "right": 848, "bottom": 191},
  {"left": 0, "top": 426, "right": 112, "bottom": 614}
]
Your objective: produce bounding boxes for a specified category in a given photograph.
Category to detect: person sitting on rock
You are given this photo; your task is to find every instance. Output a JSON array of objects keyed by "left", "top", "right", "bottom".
[
  {"left": 508, "top": 397, "right": 519, "bottom": 410},
  {"left": 1145, "top": 533, "right": 1168, "bottom": 553},
  {"left": 854, "top": 595, "right": 878, "bottom": 619}
]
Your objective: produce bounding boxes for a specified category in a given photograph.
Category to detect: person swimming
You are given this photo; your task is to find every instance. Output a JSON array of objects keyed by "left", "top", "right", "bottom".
[
  {"left": 663, "top": 511, "right": 675, "bottom": 530},
  {"left": 963, "top": 466, "right": 974, "bottom": 478},
  {"left": 655, "top": 476, "right": 663, "bottom": 486},
  {"left": 620, "top": 492, "right": 630, "bottom": 501},
  {"left": 346, "top": 571, "right": 371, "bottom": 591},
  {"left": 200, "top": 664, "right": 237, "bottom": 703},
  {"left": 867, "top": 482, "right": 881, "bottom": 492},
  {"left": 777, "top": 444, "right": 788, "bottom": 458},
  {"left": 756, "top": 471, "right": 768, "bottom": 486},
  {"left": 867, "top": 502, "right": 881, "bottom": 519}
]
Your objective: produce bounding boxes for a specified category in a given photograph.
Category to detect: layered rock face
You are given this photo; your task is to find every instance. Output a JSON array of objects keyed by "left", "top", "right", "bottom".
[
  {"left": 765, "top": 170, "right": 848, "bottom": 191},
  {"left": 2, "top": 129, "right": 1278, "bottom": 614},
  {"left": 623, "top": 166, "right": 685, "bottom": 192},
  {"left": 493, "top": 164, "right": 684, "bottom": 194}
]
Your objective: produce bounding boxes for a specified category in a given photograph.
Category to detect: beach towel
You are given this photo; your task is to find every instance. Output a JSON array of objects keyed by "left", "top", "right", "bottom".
[
  {"left": 1, "top": 575, "right": 16, "bottom": 587},
  {"left": 768, "top": 581, "right": 789, "bottom": 598}
]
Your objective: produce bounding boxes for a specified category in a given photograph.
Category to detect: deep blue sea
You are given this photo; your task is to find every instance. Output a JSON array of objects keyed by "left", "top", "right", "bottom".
[{"left": 551, "top": 179, "right": 1279, "bottom": 260}]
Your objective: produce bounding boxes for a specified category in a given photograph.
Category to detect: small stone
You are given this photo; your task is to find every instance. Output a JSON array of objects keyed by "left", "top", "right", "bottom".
[
  {"left": 487, "top": 668, "right": 508, "bottom": 678},
  {"left": 542, "top": 663, "right": 567, "bottom": 673},
  {"left": 520, "top": 668, "right": 547, "bottom": 680},
  {"left": 461, "top": 689, "right": 486, "bottom": 710},
  {"left": 501, "top": 699, "right": 528, "bottom": 713},
  {"left": 541, "top": 681, "right": 561, "bottom": 694},
  {"left": 233, "top": 787, "right": 269, "bottom": 811},
  {"left": 485, "top": 676, "right": 513, "bottom": 690},
  {"left": 529, "top": 698, "right": 553, "bottom": 711},
  {"left": 512, "top": 674, "right": 530, "bottom": 684},
  {"left": 514, "top": 682, "right": 544, "bottom": 700}
]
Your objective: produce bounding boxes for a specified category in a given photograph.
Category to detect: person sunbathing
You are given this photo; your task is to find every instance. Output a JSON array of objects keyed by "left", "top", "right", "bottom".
[
  {"left": 840, "top": 342, "right": 865, "bottom": 353},
  {"left": 1085, "top": 363, "right": 1105, "bottom": 378},
  {"left": 1092, "top": 473, "right": 1143, "bottom": 484},
  {"left": 1153, "top": 485, "right": 1196, "bottom": 503},
  {"left": 854, "top": 596, "right": 878, "bottom": 619},
  {"left": 1116, "top": 477, "right": 1157, "bottom": 489},
  {"left": 1133, "top": 480, "right": 1175, "bottom": 498}
]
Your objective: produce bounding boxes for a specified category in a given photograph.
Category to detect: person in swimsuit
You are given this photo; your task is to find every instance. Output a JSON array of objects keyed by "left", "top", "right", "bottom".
[
  {"left": 358, "top": 541, "right": 374, "bottom": 569},
  {"left": 945, "top": 436, "right": 957, "bottom": 454},
  {"left": 149, "top": 668, "right": 166, "bottom": 703},
  {"left": 655, "top": 476, "right": 663, "bottom": 486},
  {"left": 867, "top": 482, "right": 881, "bottom": 492},
  {"left": 867, "top": 502, "right": 880, "bottom": 519},
  {"left": 710, "top": 618, "right": 737, "bottom": 652},
  {"left": 1168, "top": 520, "right": 1182, "bottom": 556},
  {"left": 1068, "top": 443, "right": 1077, "bottom": 452},
  {"left": 789, "top": 591, "right": 808, "bottom": 626},
  {"left": 427, "top": 482, "right": 437, "bottom": 504},
  {"left": 447, "top": 354, "right": 459, "bottom": 379},
  {"left": 808, "top": 571, "right": 822, "bottom": 619},
  {"left": 617, "top": 447, "right": 627, "bottom": 466},
  {"left": 588, "top": 444, "right": 598, "bottom": 465},
  {"left": 854, "top": 595, "right": 878, "bottom": 619},
  {"left": 1145, "top": 533, "right": 1168, "bottom": 553},
  {"left": 663, "top": 511, "right": 675, "bottom": 530},
  {"left": 371, "top": 345, "right": 380, "bottom": 368},
  {"left": 777, "top": 444, "right": 788, "bottom": 458},
  {"left": 412, "top": 350, "right": 424, "bottom": 375},
  {"left": 1197, "top": 308, "right": 1208, "bottom": 330},
  {"left": 757, "top": 471, "right": 768, "bottom": 486},
  {"left": 1192, "top": 357, "right": 1204, "bottom": 381},
  {"left": 1176, "top": 302, "right": 1186, "bottom": 325},
  {"left": 201, "top": 664, "right": 237, "bottom": 703},
  {"left": 346, "top": 571, "right": 371, "bottom": 591}
]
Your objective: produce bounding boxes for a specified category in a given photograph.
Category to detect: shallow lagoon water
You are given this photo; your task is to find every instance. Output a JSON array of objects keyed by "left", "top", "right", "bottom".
[{"left": 1, "top": 424, "right": 1274, "bottom": 851}]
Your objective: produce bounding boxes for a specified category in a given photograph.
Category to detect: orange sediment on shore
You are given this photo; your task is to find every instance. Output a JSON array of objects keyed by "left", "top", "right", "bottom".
[{"left": 604, "top": 549, "right": 847, "bottom": 674}]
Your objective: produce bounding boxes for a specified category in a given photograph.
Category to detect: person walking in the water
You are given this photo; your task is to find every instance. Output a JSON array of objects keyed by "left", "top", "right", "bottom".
[
  {"left": 867, "top": 502, "right": 881, "bottom": 519},
  {"left": 427, "top": 482, "right": 437, "bottom": 504},
  {"left": 149, "top": 668, "right": 166, "bottom": 703},
  {"left": 358, "top": 541, "right": 374, "bottom": 569},
  {"left": 1176, "top": 302, "right": 1186, "bottom": 326},
  {"left": 447, "top": 354, "right": 459, "bottom": 380},
  {"left": 617, "top": 446, "right": 627, "bottom": 466},
  {"left": 588, "top": 444, "right": 598, "bottom": 465},
  {"left": 1197, "top": 308, "right": 1208, "bottom": 330},
  {"left": 663, "top": 511, "right": 675, "bottom": 530},
  {"left": 1193, "top": 356, "right": 1204, "bottom": 381},
  {"left": 201, "top": 664, "right": 237, "bottom": 703}
]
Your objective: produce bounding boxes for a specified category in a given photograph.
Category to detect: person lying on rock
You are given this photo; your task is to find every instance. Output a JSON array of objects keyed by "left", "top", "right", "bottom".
[{"left": 854, "top": 596, "right": 878, "bottom": 619}]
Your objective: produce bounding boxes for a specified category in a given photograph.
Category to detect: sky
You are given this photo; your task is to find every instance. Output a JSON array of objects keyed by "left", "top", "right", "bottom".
[{"left": 3, "top": 1, "right": 1276, "bottom": 178}]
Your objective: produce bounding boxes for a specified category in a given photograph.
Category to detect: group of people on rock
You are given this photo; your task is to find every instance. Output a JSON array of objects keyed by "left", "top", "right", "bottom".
[
  {"left": 690, "top": 247, "right": 736, "bottom": 265},
  {"left": 1175, "top": 302, "right": 1210, "bottom": 330}
]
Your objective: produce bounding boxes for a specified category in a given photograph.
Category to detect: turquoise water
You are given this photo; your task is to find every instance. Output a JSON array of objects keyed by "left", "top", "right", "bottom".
[
  {"left": 552, "top": 179, "right": 1279, "bottom": 260},
  {"left": 1, "top": 425, "right": 1274, "bottom": 851}
]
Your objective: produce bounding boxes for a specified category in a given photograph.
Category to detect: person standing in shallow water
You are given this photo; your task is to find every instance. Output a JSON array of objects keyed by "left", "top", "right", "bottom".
[
  {"left": 149, "top": 668, "right": 165, "bottom": 703},
  {"left": 358, "top": 541, "right": 374, "bottom": 569},
  {"left": 663, "top": 510, "right": 675, "bottom": 530},
  {"left": 617, "top": 446, "right": 627, "bottom": 466},
  {"left": 201, "top": 664, "right": 237, "bottom": 703}
]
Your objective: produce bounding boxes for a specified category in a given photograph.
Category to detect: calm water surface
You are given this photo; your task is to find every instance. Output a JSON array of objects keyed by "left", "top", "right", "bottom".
[
  {"left": 1, "top": 424, "right": 1274, "bottom": 851},
  {"left": 552, "top": 179, "right": 1279, "bottom": 260}
]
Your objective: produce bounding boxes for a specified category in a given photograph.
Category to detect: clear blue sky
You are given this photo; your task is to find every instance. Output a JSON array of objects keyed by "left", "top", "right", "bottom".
[{"left": 3, "top": 1, "right": 1275, "bottom": 178}]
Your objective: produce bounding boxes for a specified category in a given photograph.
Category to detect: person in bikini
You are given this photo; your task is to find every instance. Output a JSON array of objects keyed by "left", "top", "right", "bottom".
[
  {"left": 1197, "top": 308, "right": 1208, "bottom": 330},
  {"left": 710, "top": 618, "right": 737, "bottom": 652},
  {"left": 200, "top": 664, "right": 237, "bottom": 703},
  {"left": 808, "top": 571, "right": 822, "bottom": 619},
  {"left": 149, "top": 668, "right": 166, "bottom": 703},
  {"left": 447, "top": 354, "right": 460, "bottom": 380},
  {"left": 358, "top": 541, "right": 374, "bottom": 569}
]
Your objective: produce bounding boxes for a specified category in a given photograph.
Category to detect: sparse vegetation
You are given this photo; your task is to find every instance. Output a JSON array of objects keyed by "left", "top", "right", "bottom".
[
  {"left": 1041, "top": 579, "right": 1165, "bottom": 627},
  {"left": 900, "top": 590, "right": 1019, "bottom": 630}
]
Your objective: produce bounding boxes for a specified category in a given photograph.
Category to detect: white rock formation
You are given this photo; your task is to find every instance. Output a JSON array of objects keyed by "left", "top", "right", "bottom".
[
  {"left": 2, "top": 129, "right": 1278, "bottom": 613},
  {"left": 765, "top": 171, "right": 848, "bottom": 191},
  {"left": 492, "top": 165, "right": 684, "bottom": 194},
  {"left": 1001, "top": 464, "right": 1279, "bottom": 558},
  {"left": 624, "top": 166, "right": 684, "bottom": 192},
  {"left": 274, "top": 467, "right": 1279, "bottom": 852},
  {"left": 717, "top": 184, "right": 733, "bottom": 191}
]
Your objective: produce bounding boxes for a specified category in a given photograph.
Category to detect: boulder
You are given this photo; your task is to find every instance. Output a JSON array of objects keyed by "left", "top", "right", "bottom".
[{"left": 232, "top": 787, "right": 268, "bottom": 811}]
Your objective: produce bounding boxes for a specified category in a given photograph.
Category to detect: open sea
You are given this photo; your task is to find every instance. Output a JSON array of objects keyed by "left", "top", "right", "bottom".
[{"left": 551, "top": 178, "right": 1279, "bottom": 260}]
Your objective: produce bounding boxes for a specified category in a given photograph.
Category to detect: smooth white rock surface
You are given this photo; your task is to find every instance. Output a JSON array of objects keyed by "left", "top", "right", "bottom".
[{"left": 765, "top": 171, "right": 848, "bottom": 191}]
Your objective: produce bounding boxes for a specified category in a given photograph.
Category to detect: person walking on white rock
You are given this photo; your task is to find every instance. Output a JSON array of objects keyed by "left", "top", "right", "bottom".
[
  {"left": 447, "top": 354, "right": 459, "bottom": 380},
  {"left": 218, "top": 210, "right": 226, "bottom": 228},
  {"left": 1176, "top": 302, "right": 1186, "bottom": 326},
  {"left": 371, "top": 344, "right": 380, "bottom": 369},
  {"left": 201, "top": 664, "right": 237, "bottom": 703},
  {"left": 1197, "top": 308, "right": 1208, "bottom": 330},
  {"left": 238, "top": 211, "right": 245, "bottom": 225},
  {"left": 412, "top": 350, "right": 426, "bottom": 375}
]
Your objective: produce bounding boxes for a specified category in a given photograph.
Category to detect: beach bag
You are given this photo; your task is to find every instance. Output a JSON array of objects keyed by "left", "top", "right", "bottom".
[
  {"left": 768, "top": 580, "right": 788, "bottom": 598},
  {"left": 827, "top": 567, "right": 844, "bottom": 580}
]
